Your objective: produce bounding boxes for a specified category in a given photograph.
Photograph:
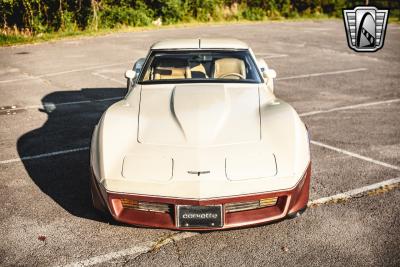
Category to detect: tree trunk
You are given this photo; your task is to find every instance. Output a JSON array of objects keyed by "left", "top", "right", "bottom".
[{"left": 91, "top": 0, "right": 99, "bottom": 30}]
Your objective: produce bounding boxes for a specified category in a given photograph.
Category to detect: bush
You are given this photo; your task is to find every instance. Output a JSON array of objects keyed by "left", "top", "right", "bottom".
[
  {"left": 187, "top": 0, "right": 222, "bottom": 22},
  {"left": 60, "top": 11, "right": 78, "bottom": 32},
  {"left": 242, "top": 7, "right": 266, "bottom": 21},
  {"left": 1, "top": 0, "right": 399, "bottom": 38},
  {"left": 159, "top": 0, "right": 185, "bottom": 24},
  {"left": 0, "top": 33, "right": 29, "bottom": 45},
  {"left": 98, "top": 6, "right": 152, "bottom": 28}
]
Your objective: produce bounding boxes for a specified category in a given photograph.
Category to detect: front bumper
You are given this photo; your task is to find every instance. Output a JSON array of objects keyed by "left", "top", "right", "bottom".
[{"left": 90, "top": 163, "right": 311, "bottom": 230}]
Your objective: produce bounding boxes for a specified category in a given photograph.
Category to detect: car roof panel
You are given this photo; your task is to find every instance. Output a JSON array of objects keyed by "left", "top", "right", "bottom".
[{"left": 151, "top": 38, "right": 248, "bottom": 50}]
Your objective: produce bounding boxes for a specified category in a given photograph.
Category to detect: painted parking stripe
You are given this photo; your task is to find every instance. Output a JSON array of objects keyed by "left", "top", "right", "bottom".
[
  {"left": 0, "top": 62, "right": 131, "bottom": 84},
  {"left": 308, "top": 177, "right": 400, "bottom": 206},
  {"left": 2, "top": 139, "right": 398, "bottom": 172},
  {"left": 263, "top": 54, "right": 288, "bottom": 59},
  {"left": 0, "top": 63, "right": 365, "bottom": 86},
  {"left": 254, "top": 53, "right": 288, "bottom": 59},
  {"left": 2, "top": 139, "right": 398, "bottom": 171},
  {"left": 276, "top": 68, "right": 367, "bottom": 81},
  {"left": 311, "top": 140, "right": 400, "bottom": 171},
  {"left": 63, "top": 241, "right": 154, "bottom": 267},
  {"left": 91, "top": 72, "right": 126, "bottom": 85},
  {"left": 63, "top": 232, "right": 196, "bottom": 267},
  {"left": 300, "top": 98, "right": 400, "bottom": 117},
  {"left": 0, "top": 96, "right": 123, "bottom": 112},
  {"left": 0, "top": 99, "right": 398, "bottom": 168},
  {"left": 0, "top": 68, "right": 375, "bottom": 113},
  {"left": 61, "top": 177, "right": 400, "bottom": 267},
  {"left": 0, "top": 147, "right": 89, "bottom": 164},
  {"left": 2, "top": 96, "right": 397, "bottom": 116}
]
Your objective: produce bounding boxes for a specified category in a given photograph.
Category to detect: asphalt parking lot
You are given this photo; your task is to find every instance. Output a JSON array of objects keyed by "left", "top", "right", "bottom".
[{"left": 0, "top": 20, "right": 399, "bottom": 266}]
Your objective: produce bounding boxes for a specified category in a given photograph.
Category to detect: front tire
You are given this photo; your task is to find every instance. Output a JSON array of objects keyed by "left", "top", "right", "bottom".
[{"left": 89, "top": 171, "right": 107, "bottom": 214}]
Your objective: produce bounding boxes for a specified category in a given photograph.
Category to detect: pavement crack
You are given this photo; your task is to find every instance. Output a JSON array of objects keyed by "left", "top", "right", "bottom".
[
  {"left": 308, "top": 181, "right": 400, "bottom": 208},
  {"left": 172, "top": 237, "right": 184, "bottom": 267},
  {"left": 150, "top": 233, "right": 177, "bottom": 252},
  {"left": 149, "top": 232, "right": 198, "bottom": 253}
]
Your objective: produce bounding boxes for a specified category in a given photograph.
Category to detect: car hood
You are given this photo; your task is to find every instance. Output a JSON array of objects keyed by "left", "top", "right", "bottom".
[
  {"left": 93, "top": 83, "right": 310, "bottom": 197},
  {"left": 138, "top": 83, "right": 261, "bottom": 146}
]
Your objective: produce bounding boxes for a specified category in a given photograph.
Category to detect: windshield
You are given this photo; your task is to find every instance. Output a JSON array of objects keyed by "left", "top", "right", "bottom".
[{"left": 138, "top": 50, "right": 262, "bottom": 84}]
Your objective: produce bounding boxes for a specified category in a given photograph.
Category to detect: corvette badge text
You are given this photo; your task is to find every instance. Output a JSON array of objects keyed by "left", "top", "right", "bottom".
[
  {"left": 182, "top": 213, "right": 218, "bottom": 219},
  {"left": 343, "top": 6, "right": 389, "bottom": 52}
]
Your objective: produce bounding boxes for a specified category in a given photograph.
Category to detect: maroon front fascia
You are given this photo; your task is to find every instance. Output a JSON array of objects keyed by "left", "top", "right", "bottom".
[{"left": 90, "top": 163, "right": 311, "bottom": 230}]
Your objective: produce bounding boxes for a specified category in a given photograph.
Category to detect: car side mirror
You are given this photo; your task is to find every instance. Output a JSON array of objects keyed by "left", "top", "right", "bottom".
[
  {"left": 257, "top": 57, "right": 277, "bottom": 83},
  {"left": 125, "top": 70, "right": 136, "bottom": 90},
  {"left": 262, "top": 69, "right": 277, "bottom": 79},
  {"left": 257, "top": 58, "right": 268, "bottom": 73},
  {"left": 125, "top": 70, "right": 136, "bottom": 80},
  {"left": 260, "top": 64, "right": 277, "bottom": 94}
]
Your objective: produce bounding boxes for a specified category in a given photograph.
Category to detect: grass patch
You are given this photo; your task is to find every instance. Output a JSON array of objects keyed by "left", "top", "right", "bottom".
[{"left": 0, "top": 34, "right": 32, "bottom": 46}]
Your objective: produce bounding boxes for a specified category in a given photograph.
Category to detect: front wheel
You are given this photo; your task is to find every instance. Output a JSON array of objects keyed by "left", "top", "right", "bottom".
[{"left": 89, "top": 172, "right": 107, "bottom": 214}]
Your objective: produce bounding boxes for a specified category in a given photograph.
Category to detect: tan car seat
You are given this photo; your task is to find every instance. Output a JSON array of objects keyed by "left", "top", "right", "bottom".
[
  {"left": 213, "top": 58, "right": 246, "bottom": 79},
  {"left": 153, "top": 67, "right": 188, "bottom": 80}
]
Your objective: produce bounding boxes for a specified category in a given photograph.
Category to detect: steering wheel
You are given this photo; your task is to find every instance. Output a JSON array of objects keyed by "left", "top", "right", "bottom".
[{"left": 218, "top": 73, "right": 245, "bottom": 79}]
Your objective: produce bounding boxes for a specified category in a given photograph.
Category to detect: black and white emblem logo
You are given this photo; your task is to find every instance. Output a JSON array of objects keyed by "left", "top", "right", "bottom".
[
  {"left": 343, "top": 6, "right": 389, "bottom": 52},
  {"left": 187, "top": 170, "right": 210, "bottom": 176}
]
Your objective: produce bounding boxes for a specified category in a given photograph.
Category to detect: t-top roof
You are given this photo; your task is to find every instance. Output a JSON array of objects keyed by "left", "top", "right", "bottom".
[{"left": 151, "top": 38, "right": 249, "bottom": 50}]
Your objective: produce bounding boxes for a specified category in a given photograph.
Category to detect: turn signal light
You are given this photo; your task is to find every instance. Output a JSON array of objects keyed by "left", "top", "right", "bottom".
[
  {"left": 259, "top": 197, "right": 278, "bottom": 207},
  {"left": 121, "top": 199, "right": 171, "bottom": 213},
  {"left": 225, "top": 197, "right": 278, "bottom": 213}
]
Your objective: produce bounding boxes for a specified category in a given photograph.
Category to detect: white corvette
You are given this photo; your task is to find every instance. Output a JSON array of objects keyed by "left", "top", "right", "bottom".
[{"left": 90, "top": 38, "right": 311, "bottom": 230}]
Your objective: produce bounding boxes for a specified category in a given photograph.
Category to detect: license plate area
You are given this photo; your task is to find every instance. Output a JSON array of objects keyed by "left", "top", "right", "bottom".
[{"left": 176, "top": 205, "right": 223, "bottom": 228}]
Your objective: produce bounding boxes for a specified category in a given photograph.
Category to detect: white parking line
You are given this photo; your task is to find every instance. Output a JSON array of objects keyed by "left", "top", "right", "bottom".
[
  {"left": 0, "top": 147, "right": 89, "bottom": 164},
  {"left": 254, "top": 53, "right": 288, "bottom": 59},
  {"left": 276, "top": 68, "right": 367, "bottom": 81},
  {"left": 64, "top": 232, "right": 196, "bottom": 267},
  {"left": 263, "top": 54, "right": 288, "bottom": 59},
  {"left": 0, "top": 98, "right": 397, "bottom": 168},
  {"left": 61, "top": 177, "right": 400, "bottom": 267},
  {"left": 3, "top": 138, "right": 397, "bottom": 171},
  {"left": 311, "top": 140, "right": 400, "bottom": 171},
  {"left": 62, "top": 232, "right": 197, "bottom": 267},
  {"left": 308, "top": 177, "right": 400, "bottom": 206},
  {"left": 0, "top": 68, "right": 374, "bottom": 113},
  {"left": 63, "top": 241, "right": 154, "bottom": 267},
  {"left": 0, "top": 96, "right": 123, "bottom": 112},
  {"left": 300, "top": 98, "right": 400, "bottom": 117},
  {"left": 0, "top": 62, "right": 130, "bottom": 84},
  {"left": 91, "top": 72, "right": 126, "bottom": 85}
]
